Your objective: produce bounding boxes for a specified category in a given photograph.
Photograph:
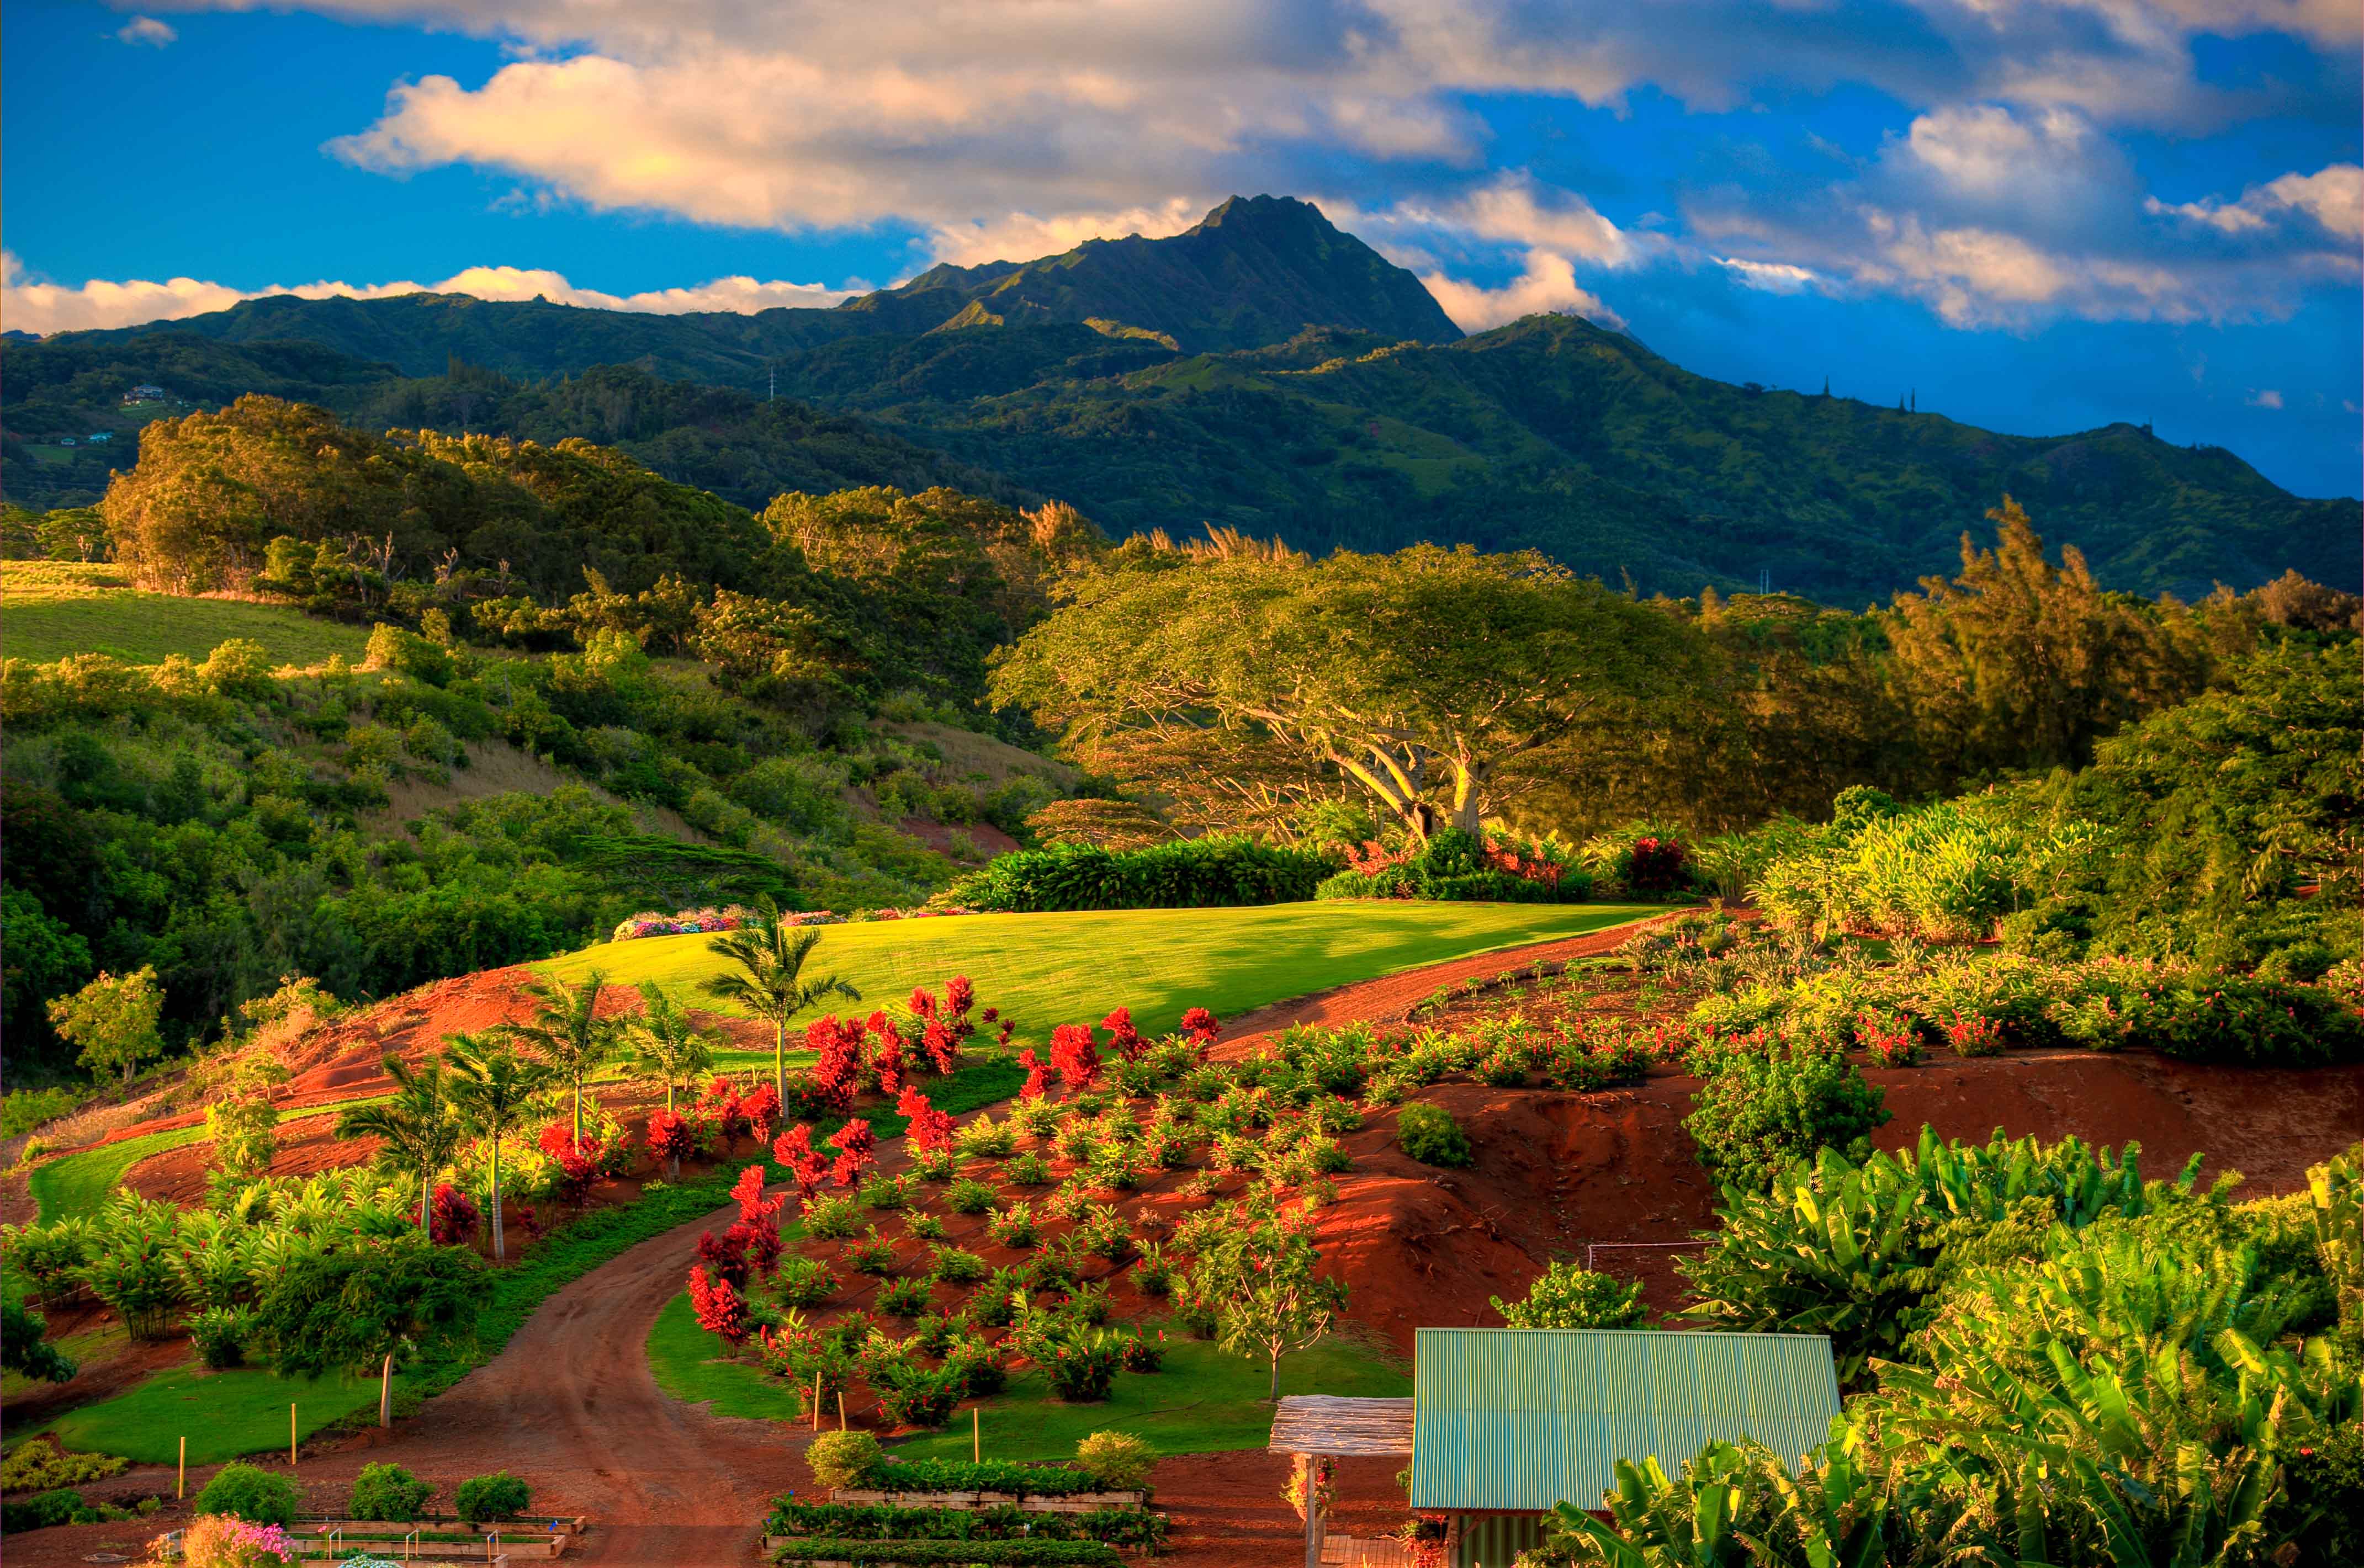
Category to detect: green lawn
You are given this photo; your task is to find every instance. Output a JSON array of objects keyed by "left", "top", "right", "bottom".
[
  {"left": 543, "top": 902, "right": 1656, "bottom": 1054},
  {"left": 648, "top": 1296, "right": 1412, "bottom": 1460},
  {"left": 30, "top": 1096, "right": 391, "bottom": 1224},
  {"left": 38, "top": 1355, "right": 380, "bottom": 1465},
  {"left": 0, "top": 577, "right": 372, "bottom": 667}
]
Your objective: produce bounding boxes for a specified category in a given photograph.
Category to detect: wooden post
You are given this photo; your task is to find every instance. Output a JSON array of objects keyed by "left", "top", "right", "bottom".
[
  {"left": 177, "top": 1437, "right": 185, "bottom": 1500},
  {"left": 290, "top": 1403, "right": 298, "bottom": 1468},
  {"left": 837, "top": 1391, "right": 847, "bottom": 1432},
  {"left": 972, "top": 1406, "right": 980, "bottom": 1463},
  {"left": 1301, "top": 1454, "right": 1320, "bottom": 1568},
  {"left": 812, "top": 1369, "right": 824, "bottom": 1433}
]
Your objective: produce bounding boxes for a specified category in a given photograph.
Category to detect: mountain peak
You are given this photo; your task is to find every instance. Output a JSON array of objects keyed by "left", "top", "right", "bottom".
[{"left": 876, "top": 194, "right": 1460, "bottom": 353}]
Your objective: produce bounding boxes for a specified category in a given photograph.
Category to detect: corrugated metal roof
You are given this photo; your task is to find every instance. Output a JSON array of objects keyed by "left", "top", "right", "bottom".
[{"left": 1408, "top": 1328, "right": 1840, "bottom": 1514}]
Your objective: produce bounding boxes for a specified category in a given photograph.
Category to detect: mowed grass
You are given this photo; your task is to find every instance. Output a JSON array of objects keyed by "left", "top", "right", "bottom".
[
  {"left": 543, "top": 902, "right": 1656, "bottom": 1055},
  {"left": 38, "top": 1356, "right": 380, "bottom": 1465},
  {"left": 646, "top": 1297, "right": 1410, "bottom": 1458},
  {"left": 0, "top": 571, "right": 371, "bottom": 667},
  {"left": 31, "top": 1096, "right": 391, "bottom": 1224}
]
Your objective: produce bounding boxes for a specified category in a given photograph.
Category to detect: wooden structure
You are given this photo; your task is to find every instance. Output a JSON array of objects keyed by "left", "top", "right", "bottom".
[{"left": 1270, "top": 1396, "right": 1416, "bottom": 1568}]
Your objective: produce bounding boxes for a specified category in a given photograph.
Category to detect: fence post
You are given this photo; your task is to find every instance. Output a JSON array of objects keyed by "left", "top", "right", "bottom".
[
  {"left": 178, "top": 1436, "right": 185, "bottom": 1500},
  {"left": 972, "top": 1405, "right": 980, "bottom": 1463},
  {"left": 838, "top": 1391, "right": 847, "bottom": 1432},
  {"left": 290, "top": 1403, "right": 297, "bottom": 1468}
]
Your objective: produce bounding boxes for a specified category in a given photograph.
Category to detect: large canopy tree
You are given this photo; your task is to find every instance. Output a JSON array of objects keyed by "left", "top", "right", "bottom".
[{"left": 992, "top": 543, "right": 1705, "bottom": 841}]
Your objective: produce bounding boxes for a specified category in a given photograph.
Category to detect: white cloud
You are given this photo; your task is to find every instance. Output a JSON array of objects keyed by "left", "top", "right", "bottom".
[
  {"left": 1419, "top": 249, "right": 1625, "bottom": 333},
  {"left": 923, "top": 200, "right": 1206, "bottom": 268},
  {"left": 1718, "top": 257, "right": 1822, "bottom": 294},
  {"left": 2147, "top": 163, "right": 2363, "bottom": 241},
  {"left": 2247, "top": 387, "right": 2285, "bottom": 407},
  {"left": 0, "top": 251, "right": 860, "bottom": 336},
  {"left": 117, "top": 15, "right": 178, "bottom": 46}
]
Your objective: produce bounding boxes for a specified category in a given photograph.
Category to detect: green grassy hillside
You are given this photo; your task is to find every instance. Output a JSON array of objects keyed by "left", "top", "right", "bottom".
[
  {"left": 1, "top": 564, "right": 372, "bottom": 665},
  {"left": 540, "top": 901, "right": 1657, "bottom": 1050}
]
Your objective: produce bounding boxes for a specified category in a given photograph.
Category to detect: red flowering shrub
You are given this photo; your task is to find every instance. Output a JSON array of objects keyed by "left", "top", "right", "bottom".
[
  {"left": 428, "top": 1182, "right": 480, "bottom": 1246},
  {"left": 1100, "top": 1007, "right": 1144, "bottom": 1062},
  {"left": 739, "top": 1082, "right": 781, "bottom": 1145},
  {"left": 1346, "top": 839, "right": 1414, "bottom": 875},
  {"left": 807, "top": 1016, "right": 866, "bottom": 1112},
  {"left": 867, "top": 1013, "right": 910, "bottom": 1097},
  {"left": 1624, "top": 836, "right": 1690, "bottom": 893},
  {"left": 731, "top": 1162, "right": 785, "bottom": 1224},
  {"left": 1179, "top": 1007, "right": 1221, "bottom": 1049},
  {"left": 1943, "top": 1012, "right": 2007, "bottom": 1057},
  {"left": 828, "top": 1118, "right": 878, "bottom": 1188},
  {"left": 697, "top": 1225, "right": 751, "bottom": 1289},
  {"left": 701, "top": 1075, "right": 756, "bottom": 1144},
  {"left": 920, "top": 1019, "right": 958, "bottom": 1076},
  {"left": 733, "top": 1215, "right": 783, "bottom": 1278},
  {"left": 1050, "top": 1023, "right": 1104, "bottom": 1095},
  {"left": 897, "top": 1086, "right": 956, "bottom": 1155},
  {"left": 688, "top": 1264, "right": 750, "bottom": 1345},
  {"left": 773, "top": 1124, "right": 833, "bottom": 1202},
  {"left": 996, "top": 1017, "right": 1017, "bottom": 1048},
  {"left": 648, "top": 1108, "right": 696, "bottom": 1176},
  {"left": 1016, "top": 1046, "right": 1053, "bottom": 1100},
  {"left": 1855, "top": 1009, "right": 1923, "bottom": 1067}
]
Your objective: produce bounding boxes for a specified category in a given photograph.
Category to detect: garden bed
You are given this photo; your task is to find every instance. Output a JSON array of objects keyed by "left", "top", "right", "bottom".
[{"left": 828, "top": 1490, "right": 1148, "bottom": 1510}]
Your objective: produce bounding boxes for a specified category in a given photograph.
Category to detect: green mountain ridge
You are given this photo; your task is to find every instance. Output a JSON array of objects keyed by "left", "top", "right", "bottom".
[{"left": 4, "top": 196, "right": 2355, "bottom": 600}]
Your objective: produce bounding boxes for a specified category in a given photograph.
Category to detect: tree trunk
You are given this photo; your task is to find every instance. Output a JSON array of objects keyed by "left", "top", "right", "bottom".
[
  {"left": 490, "top": 1143, "right": 505, "bottom": 1262},
  {"left": 775, "top": 1019, "right": 789, "bottom": 1126},
  {"left": 379, "top": 1351, "right": 395, "bottom": 1427},
  {"left": 1269, "top": 1351, "right": 1281, "bottom": 1402},
  {"left": 571, "top": 1080, "right": 583, "bottom": 1144},
  {"left": 419, "top": 1175, "right": 432, "bottom": 1233}
]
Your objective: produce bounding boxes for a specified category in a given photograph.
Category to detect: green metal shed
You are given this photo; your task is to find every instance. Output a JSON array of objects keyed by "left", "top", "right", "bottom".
[{"left": 1409, "top": 1327, "right": 1841, "bottom": 1564}]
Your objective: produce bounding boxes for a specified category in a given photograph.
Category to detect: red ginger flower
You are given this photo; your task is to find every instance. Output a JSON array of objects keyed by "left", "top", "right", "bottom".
[
  {"left": 897, "top": 1085, "right": 956, "bottom": 1153},
  {"left": 1050, "top": 1023, "right": 1103, "bottom": 1094}
]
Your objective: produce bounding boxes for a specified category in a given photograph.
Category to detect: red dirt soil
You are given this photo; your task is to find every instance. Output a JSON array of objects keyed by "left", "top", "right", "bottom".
[{"left": 14, "top": 917, "right": 2364, "bottom": 1567}]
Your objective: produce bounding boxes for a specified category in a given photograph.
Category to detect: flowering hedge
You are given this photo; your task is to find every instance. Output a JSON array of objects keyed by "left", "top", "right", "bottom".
[
  {"left": 945, "top": 837, "right": 1334, "bottom": 912},
  {"left": 1317, "top": 827, "right": 1591, "bottom": 903}
]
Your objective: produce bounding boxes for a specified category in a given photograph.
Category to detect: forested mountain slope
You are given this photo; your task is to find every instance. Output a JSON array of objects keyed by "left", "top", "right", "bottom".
[{"left": 8, "top": 200, "right": 2353, "bottom": 598}]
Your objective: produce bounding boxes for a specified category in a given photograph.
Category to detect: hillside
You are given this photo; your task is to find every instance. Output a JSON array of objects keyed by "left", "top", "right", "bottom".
[{"left": 8, "top": 199, "right": 2354, "bottom": 598}]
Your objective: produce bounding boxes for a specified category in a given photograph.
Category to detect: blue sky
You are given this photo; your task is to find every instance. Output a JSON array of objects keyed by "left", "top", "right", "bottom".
[{"left": 5, "top": 0, "right": 2358, "bottom": 499}]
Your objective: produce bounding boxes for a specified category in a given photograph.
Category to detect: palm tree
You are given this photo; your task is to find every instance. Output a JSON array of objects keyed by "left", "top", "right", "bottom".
[
  {"left": 626, "top": 980, "right": 719, "bottom": 1114},
  {"left": 442, "top": 1032, "right": 556, "bottom": 1262},
  {"left": 505, "top": 970, "right": 619, "bottom": 1142},
  {"left": 702, "top": 901, "right": 861, "bottom": 1114},
  {"left": 335, "top": 1055, "right": 463, "bottom": 1230}
]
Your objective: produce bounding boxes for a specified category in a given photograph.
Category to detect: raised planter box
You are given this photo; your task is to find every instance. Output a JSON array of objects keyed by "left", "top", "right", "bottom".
[
  {"left": 298, "top": 1513, "right": 589, "bottom": 1535},
  {"left": 295, "top": 1528, "right": 568, "bottom": 1560}
]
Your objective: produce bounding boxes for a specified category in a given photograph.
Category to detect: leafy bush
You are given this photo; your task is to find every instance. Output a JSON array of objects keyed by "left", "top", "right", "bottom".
[
  {"left": 764, "top": 1499, "right": 1165, "bottom": 1550},
  {"left": 803, "top": 1195, "right": 862, "bottom": 1239},
  {"left": 855, "top": 1458, "right": 1102, "bottom": 1497},
  {"left": 873, "top": 1362, "right": 964, "bottom": 1429},
  {"left": 1683, "top": 1043, "right": 1888, "bottom": 1192},
  {"left": 1393, "top": 1101, "right": 1472, "bottom": 1168},
  {"left": 453, "top": 1471, "right": 531, "bottom": 1524},
  {"left": 1073, "top": 1431, "right": 1154, "bottom": 1492},
  {"left": 772, "top": 1255, "right": 836, "bottom": 1307},
  {"left": 927, "top": 1245, "right": 988, "bottom": 1284},
  {"left": 948, "top": 837, "right": 1334, "bottom": 912},
  {"left": 875, "top": 1277, "right": 932, "bottom": 1317},
  {"left": 767, "top": 1542, "right": 1121, "bottom": 1565},
  {"left": 808, "top": 1430, "right": 886, "bottom": 1491},
  {"left": 189, "top": 1305, "right": 254, "bottom": 1370},
  {"left": 196, "top": 1462, "right": 299, "bottom": 1527},
  {"left": 1491, "top": 1263, "right": 1647, "bottom": 1329},
  {"left": 942, "top": 1178, "right": 997, "bottom": 1214},
  {"left": 348, "top": 1463, "right": 433, "bottom": 1522},
  {"left": 0, "top": 1439, "right": 126, "bottom": 1492},
  {"left": 0, "top": 1489, "right": 85, "bottom": 1533},
  {"left": 1317, "top": 828, "right": 1592, "bottom": 904}
]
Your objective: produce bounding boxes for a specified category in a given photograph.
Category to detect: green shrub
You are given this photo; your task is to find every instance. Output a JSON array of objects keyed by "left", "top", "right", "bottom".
[
  {"left": 873, "top": 1362, "right": 965, "bottom": 1428},
  {"left": 858, "top": 1458, "right": 1100, "bottom": 1497},
  {"left": 764, "top": 1498, "right": 1164, "bottom": 1551},
  {"left": 942, "top": 1178, "right": 997, "bottom": 1215},
  {"left": 1073, "top": 1431, "right": 1154, "bottom": 1492},
  {"left": 196, "top": 1462, "right": 299, "bottom": 1526},
  {"left": 1316, "top": 827, "right": 1592, "bottom": 904},
  {"left": 948, "top": 837, "right": 1335, "bottom": 913},
  {"left": 1683, "top": 1044, "right": 1889, "bottom": 1193},
  {"left": 1, "top": 1085, "right": 86, "bottom": 1139},
  {"left": 349, "top": 1463, "right": 433, "bottom": 1522},
  {"left": 808, "top": 1429, "right": 887, "bottom": 1491},
  {"left": 767, "top": 1541, "right": 1122, "bottom": 1565},
  {"left": 803, "top": 1195, "right": 862, "bottom": 1239},
  {"left": 0, "top": 1488, "right": 84, "bottom": 1533},
  {"left": 876, "top": 1277, "right": 932, "bottom": 1317},
  {"left": 1394, "top": 1102, "right": 1472, "bottom": 1168},
  {"left": 453, "top": 1471, "right": 531, "bottom": 1524},
  {"left": 1491, "top": 1263, "right": 1648, "bottom": 1329},
  {"left": 773, "top": 1255, "right": 836, "bottom": 1307},
  {"left": 188, "top": 1305, "right": 253, "bottom": 1370},
  {"left": 0, "top": 1438, "right": 126, "bottom": 1491},
  {"left": 927, "top": 1245, "right": 988, "bottom": 1284}
]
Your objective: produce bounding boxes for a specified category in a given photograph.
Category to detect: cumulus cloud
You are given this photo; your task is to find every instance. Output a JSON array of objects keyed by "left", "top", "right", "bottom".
[
  {"left": 0, "top": 252, "right": 860, "bottom": 336},
  {"left": 2147, "top": 164, "right": 2363, "bottom": 241},
  {"left": 2246, "top": 388, "right": 2285, "bottom": 407},
  {"left": 1419, "top": 250, "right": 1625, "bottom": 333},
  {"left": 923, "top": 200, "right": 1206, "bottom": 268},
  {"left": 117, "top": 15, "right": 178, "bottom": 46}
]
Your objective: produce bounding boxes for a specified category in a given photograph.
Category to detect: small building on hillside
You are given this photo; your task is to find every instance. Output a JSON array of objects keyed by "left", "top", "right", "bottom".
[
  {"left": 126, "top": 384, "right": 167, "bottom": 401},
  {"left": 86, "top": 430, "right": 114, "bottom": 444},
  {"left": 1273, "top": 1327, "right": 1841, "bottom": 1568}
]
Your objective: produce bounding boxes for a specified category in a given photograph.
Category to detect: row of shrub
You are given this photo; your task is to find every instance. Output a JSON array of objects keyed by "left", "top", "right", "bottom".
[
  {"left": 805, "top": 1432, "right": 1153, "bottom": 1498},
  {"left": 769, "top": 1542, "right": 1122, "bottom": 1566},
  {"left": 944, "top": 837, "right": 1335, "bottom": 912},
  {"left": 190, "top": 1461, "right": 532, "bottom": 1529},
  {"left": 1315, "top": 826, "right": 1593, "bottom": 904},
  {"left": 766, "top": 1501, "right": 1165, "bottom": 1551}
]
